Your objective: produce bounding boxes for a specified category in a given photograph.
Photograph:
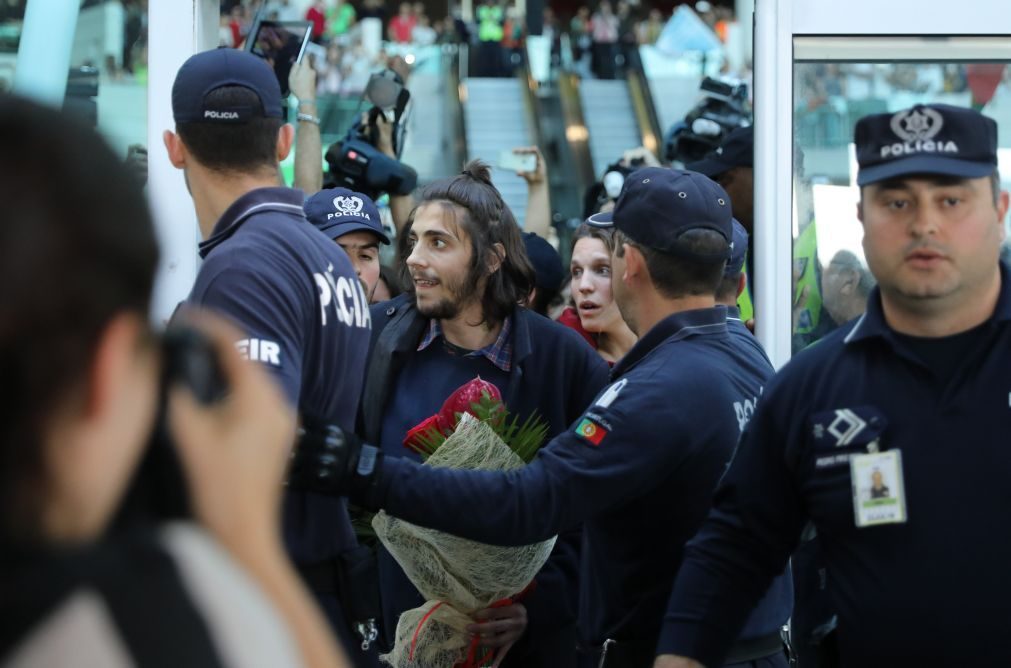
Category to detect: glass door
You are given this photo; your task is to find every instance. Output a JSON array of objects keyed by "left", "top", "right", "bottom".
[{"left": 790, "top": 37, "right": 1011, "bottom": 352}]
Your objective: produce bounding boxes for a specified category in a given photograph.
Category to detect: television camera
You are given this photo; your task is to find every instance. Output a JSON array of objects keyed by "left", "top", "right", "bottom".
[
  {"left": 663, "top": 76, "right": 751, "bottom": 166},
  {"left": 325, "top": 69, "right": 417, "bottom": 201}
]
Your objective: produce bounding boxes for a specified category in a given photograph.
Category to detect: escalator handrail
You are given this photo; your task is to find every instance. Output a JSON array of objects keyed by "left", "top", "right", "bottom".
[
  {"left": 518, "top": 58, "right": 543, "bottom": 149},
  {"left": 448, "top": 45, "right": 468, "bottom": 170},
  {"left": 557, "top": 71, "right": 597, "bottom": 195},
  {"left": 624, "top": 47, "right": 665, "bottom": 159}
]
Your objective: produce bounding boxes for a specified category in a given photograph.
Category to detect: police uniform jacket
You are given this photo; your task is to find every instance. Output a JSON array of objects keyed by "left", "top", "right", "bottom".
[{"left": 186, "top": 186, "right": 371, "bottom": 650}]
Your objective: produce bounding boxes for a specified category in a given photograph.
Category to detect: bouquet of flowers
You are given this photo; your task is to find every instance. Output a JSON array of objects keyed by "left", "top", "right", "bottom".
[{"left": 372, "top": 377, "right": 555, "bottom": 668}]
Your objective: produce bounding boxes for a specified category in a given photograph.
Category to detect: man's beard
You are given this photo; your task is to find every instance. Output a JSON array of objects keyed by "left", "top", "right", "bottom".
[{"left": 415, "top": 265, "right": 484, "bottom": 320}]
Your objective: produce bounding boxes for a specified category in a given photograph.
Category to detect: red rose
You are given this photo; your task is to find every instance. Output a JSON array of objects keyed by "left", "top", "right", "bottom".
[{"left": 437, "top": 377, "right": 504, "bottom": 430}]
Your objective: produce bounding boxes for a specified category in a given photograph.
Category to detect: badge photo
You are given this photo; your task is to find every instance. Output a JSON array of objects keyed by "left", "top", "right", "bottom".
[{"left": 850, "top": 450, "right": 907, "bottom": 528}]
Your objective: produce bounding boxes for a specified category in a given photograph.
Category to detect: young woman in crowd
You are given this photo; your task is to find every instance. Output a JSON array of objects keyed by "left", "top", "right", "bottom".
[{"left": 558, "top": 222, "right": 636, "bottom": 364}]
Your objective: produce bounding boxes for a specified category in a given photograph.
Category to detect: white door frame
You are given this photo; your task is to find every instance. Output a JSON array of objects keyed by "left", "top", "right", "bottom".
[{"left": 147, "top": 0, "right": 220, "bottom": 323}]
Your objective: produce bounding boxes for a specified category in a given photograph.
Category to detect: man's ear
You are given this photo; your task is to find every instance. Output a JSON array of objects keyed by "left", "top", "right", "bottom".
[
  {"left": 997, "top": 190, "right": 1009, "bottom": 241},
  {"left": 622, "top": 243, "right": 645, "bottom": 284},
  {"left": 736, "top": 272, "right": 747, "bottom": 299},
  {"left": 163, "top": 130, "right": 187, "bottom": 169},
  {"left": 856, "top": 198, "right": 865, "bottom": 225},
  {"left": 277, "top": 123, "right": 295, "bottom": 162},
  {"left": 486, "top": 242, "right": 505, "bottom": 275}
]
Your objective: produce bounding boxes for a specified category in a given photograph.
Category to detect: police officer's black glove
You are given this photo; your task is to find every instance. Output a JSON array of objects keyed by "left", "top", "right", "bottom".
[{"left": 287, "top": 422, "right": 382, "bottom": 503}]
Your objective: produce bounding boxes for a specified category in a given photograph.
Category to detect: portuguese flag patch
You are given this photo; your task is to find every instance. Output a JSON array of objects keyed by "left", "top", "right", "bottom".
[{"left": 575, "top": 418, "right": 608, "bottom": 446}]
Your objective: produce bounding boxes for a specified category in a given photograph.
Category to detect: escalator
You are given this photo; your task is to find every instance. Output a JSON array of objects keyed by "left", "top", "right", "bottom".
[
  {"left": 401, "top": 43, "right": 537, "bottom": 225},
  {"left": 550, "top": 48, "right": 665, "bottom": 221},
  {"left": 462, "top": 75, "right": 537, "bottom": 224},
  {"left": 398, "top": 45, "right": 468, "bottom": 188},
  {"left": 400, "top": 43, "right": 664, "bottom": 242},
  {"left": 578, "top": 78, "right": 642, "bottom": 179},
  {"left": 577, "top": 52, "right": 664, "bottom": 179}
]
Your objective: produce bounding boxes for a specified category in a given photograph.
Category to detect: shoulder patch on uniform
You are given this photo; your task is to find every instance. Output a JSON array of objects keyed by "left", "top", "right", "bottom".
[
  {"left": 575, "top": 417, "right": 608, "bottom": 446},
  {"left": 594, "top": 379, "right": 628, "bottom": 409}
]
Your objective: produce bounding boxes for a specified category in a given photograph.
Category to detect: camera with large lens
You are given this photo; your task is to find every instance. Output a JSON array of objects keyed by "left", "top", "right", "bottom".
[
  {"left": 325, "top": 69, "right": 418, "bottom": 201},
  {"left": 114, "top": 325, "right": 228, "bottom": 526},
  {"left": 663, "top": 76, "right": 751, "bottom": 166}
]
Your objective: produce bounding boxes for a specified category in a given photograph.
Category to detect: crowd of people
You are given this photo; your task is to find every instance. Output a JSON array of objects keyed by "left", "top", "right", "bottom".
[
  {"left": 222, "top": 0, "right": 468, "bottom": 51},
  {"left": 796, "top": 62, "right": 1011, "bottom": 148},
  {"left": 476, "top": 0, "right": 737, "bottom": 79},
  {"left": 5, "top": 9, "right": 1011, "bottom": 668},
  {"left": 218, "top": 0, "right": 735, "bottom": 81},
  {"left": 565, "top": 0, "right": 729, "bottom": 79}
]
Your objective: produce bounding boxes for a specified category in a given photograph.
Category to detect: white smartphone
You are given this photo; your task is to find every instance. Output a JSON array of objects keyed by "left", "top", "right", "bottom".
[{"left": 498, "top": 150, "right": 538, "bottom": 173}]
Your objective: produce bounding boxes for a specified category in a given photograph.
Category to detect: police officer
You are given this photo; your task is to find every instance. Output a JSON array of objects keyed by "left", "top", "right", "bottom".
[
  {"left": 292, "top": 168, "right": 791, "bottom": 666},
  {"left": 304, "top": 186, "right": 390, "bottom": 303},
  {"left": 163, "top": 49, "right": 374, "bottom": 659},
  {"left": 717, "top": 219, "right": 769, "bottom": 365},
  {"left": 689, "top": 127, "right": 757, "bottom": 322},
  {"left": 715, "top": 217, "right": 795, "bottom": 668},
  {"left": 655, "top": 103, "right": 1011, "bottom": 668}
]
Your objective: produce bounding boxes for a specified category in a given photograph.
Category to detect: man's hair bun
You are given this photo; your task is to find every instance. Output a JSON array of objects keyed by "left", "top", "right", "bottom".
[{"left": 460, "top": 159, "right": 494, "bottom": 186}]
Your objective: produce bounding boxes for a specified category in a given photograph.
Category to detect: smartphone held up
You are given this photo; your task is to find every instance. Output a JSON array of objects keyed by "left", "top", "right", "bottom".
[{"left": 498, "top": 149, "right": 538, "bottom": 174}]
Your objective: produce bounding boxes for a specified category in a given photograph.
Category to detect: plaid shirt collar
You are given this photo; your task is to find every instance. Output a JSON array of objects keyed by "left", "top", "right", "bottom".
[{"left": 417, "top": 316, "right": 513, "bottom": 372}]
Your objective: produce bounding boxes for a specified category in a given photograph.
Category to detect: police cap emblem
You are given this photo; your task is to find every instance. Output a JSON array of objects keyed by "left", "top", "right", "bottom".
[
  {"left": 890, "top": 107, "right": 944, "bottom": 143},
  {"left": 333, "top": 195, "right": 364, "bottom": 216}
]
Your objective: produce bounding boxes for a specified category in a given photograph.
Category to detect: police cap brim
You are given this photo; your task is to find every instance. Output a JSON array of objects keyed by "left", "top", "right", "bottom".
[
  {"left": 857, "top": 155, "right": 995, "bottom": 186},
  {"left": 318, "top": 220, "right": 391, "bottom": 245}
]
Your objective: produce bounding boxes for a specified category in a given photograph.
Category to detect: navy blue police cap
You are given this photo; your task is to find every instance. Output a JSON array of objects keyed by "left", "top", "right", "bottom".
[
  {"left": 587, "top": 167, "right": 732, "bottom": 262},
  {"left": 523, "top": 232, "right": 565, "bottom": 292},
  {"left": 855, "top": 103, "right": 997, "bottom": 186},
  {"left": 686, "top": 126, "right": 754, "bottom": 178},
  {"left": 725, "top": 218, "right": 748, "bottom": 277},
  {"left": 172, "top": 48, "right": 283, "bottom": 124},
  {"left": 304, "top": 187, "right": 389, "bottom": 244}
]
